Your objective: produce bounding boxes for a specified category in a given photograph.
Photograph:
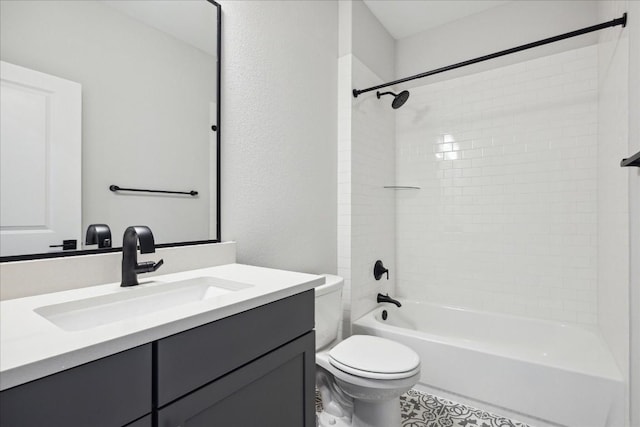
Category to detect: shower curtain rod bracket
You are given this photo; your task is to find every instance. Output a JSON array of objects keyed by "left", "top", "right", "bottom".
[{"left": 352, "top": 13, "right": 628, "bottom": 98}]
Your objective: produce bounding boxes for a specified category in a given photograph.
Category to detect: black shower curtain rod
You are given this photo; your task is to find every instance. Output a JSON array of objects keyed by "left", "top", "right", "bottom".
[{"left": 352, "top": 13, "right": 627, "bottom": 98}]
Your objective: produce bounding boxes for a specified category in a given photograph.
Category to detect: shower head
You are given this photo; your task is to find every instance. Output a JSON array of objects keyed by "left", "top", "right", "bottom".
[{"left": 376, "top": 90, "right": 410, "bottom": 109}]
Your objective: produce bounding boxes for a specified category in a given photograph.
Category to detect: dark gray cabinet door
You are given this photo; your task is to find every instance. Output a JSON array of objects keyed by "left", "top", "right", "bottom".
[
  {"left": 156, "top": 290, "right": 314, "bottom": 406},
  {"left": 0, "top": 344, "right": 152, "bottom": 427},
  {"left": 158, "top": 332, "right": 316, "bottom": 427},
  {"left": 125, "top": 414, "right": 152, "bottom": 427}
]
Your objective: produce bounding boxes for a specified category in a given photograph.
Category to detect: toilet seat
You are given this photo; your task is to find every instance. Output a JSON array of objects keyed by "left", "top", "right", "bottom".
[{"left": 328, "top": 335, "right": 420, "bottom": 380}]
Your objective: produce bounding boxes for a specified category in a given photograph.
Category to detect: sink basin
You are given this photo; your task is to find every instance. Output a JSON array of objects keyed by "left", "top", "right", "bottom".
[{"left": 34, "top": 277, "right": 253, "bottom": 331}]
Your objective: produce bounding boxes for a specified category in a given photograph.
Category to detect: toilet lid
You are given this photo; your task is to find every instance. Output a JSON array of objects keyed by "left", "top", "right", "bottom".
[{"left": 328, "top": 335, "right": 420, "bottom": 380}]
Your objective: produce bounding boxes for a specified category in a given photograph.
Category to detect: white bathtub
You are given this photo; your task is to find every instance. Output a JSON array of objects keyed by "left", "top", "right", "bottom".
[{"left": 352, "top": 300, "right": 624, "bottom": 427}]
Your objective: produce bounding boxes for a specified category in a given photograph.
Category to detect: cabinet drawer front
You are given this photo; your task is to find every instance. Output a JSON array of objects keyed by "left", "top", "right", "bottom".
[
  {"left": 0, "top": 344, "right": 151, "bottom": 427},
  {"left": 158, "top": 332, "right": 316, "bottom": 427},
  {"left": 156, "top": 290, "right": 314, "bottom": 406}
]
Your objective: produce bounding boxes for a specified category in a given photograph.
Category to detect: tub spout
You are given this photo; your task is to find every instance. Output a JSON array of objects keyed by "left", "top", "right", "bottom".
[{"left": 377, "top": 293, "right": 401, "bottom": 307}]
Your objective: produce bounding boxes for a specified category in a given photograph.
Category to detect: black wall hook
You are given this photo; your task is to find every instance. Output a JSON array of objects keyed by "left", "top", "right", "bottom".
[{"left": 374, "top": 260, "right": 389, "bottom": 280}]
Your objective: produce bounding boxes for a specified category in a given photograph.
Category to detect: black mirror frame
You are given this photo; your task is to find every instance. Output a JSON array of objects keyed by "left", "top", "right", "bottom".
[{"left": 1, "top": 0, "right": 222, "bottom": 263}]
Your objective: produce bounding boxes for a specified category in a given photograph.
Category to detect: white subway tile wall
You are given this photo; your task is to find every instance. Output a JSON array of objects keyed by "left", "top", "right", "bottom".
[
  {"left": 596, "top": 0, "right": 630, "bottom": 380},
  {"left": 337, "top": 54, "right": 353, "bottom": 336},
  {"left": 339, "top": 55, "right": 396, "bottom": 331},
  {"left": 395, "top": 45, "right": 599, "bottom": 324}
]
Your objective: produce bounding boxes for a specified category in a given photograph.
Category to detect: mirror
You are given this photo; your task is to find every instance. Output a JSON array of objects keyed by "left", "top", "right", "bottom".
[{"left": 0, "top": 0, "right": 221, "bottom": 260}]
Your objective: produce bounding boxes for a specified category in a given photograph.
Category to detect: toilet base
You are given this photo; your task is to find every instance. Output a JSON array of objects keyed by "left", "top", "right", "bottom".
[
  {"left": 315, "top": 351, "right": 419, "bottom": 427},
  {"left": 353, "top": 397, "right": 402, "bottom": 427},
  {"left": 317, "top": 397, "right": 402, "bottom": 427},
  {"left": 317, "top": 410, "right": 352, "bottom": 427}
]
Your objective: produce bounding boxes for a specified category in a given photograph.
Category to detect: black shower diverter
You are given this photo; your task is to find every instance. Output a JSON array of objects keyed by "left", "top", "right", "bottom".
[{"left": 374, "top": 260, "right": 389, "bottom": 280}]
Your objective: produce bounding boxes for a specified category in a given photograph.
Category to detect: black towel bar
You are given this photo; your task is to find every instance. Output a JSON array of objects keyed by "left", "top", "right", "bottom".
[{"left": 109, "top": 185, "right": 198, "bottom": 196}]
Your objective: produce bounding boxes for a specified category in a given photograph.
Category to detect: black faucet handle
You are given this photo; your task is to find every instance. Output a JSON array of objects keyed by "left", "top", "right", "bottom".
[
  {"left": 374, "top": 260, "right": 389, "bottom": 280},
  {"left": 135, "top": 258, "right": 164, "bottom": 274}
]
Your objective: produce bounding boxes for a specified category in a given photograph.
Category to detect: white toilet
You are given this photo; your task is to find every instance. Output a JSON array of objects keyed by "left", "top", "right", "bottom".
[{"left": 315, "top": 274, "right": 421, "bottom": 427}]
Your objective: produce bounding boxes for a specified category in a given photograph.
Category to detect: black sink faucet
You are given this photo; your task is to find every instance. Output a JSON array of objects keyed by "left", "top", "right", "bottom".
[
  {"left": 85, "top": 224, "right": 112, "bottom": 248},
  {"left": 121, "top": 226, "right": 164, "bottom": 287},
  {"left": 377, "top": 293, "right": 401, "bottom": 307}
]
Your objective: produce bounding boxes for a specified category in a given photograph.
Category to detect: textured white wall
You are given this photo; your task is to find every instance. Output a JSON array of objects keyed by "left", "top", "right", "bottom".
[
  {"left": 395, "top": 45, "right": 600, "bottom": 323},
  {"left": 596, "top": 3, "right": 630, "bottom": 418},
  {"left": 396, "top": 1, "right": 598, "bottom": 86},
  {"left": 628, "top": 0, "right": 640, "bottom": 422},
  {"left": 220, "top": 1, "right": 337, "bottom": 274},
  {"left": 351, "top": 0, "right": 395, "bottom": 82}
]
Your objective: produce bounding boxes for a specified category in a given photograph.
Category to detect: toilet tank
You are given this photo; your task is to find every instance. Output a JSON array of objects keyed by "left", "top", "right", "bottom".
[{"left": 315, "top": 274, "right": 344, "bottom": 350}]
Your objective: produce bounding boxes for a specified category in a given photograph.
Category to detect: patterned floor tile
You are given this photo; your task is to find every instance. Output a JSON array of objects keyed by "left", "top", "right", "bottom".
[
  {"left": 400, "top": 389, "right": 531, "bottom": 427},
  {"left": 316, "top": 388, "right": 531, "bottom": 427}
]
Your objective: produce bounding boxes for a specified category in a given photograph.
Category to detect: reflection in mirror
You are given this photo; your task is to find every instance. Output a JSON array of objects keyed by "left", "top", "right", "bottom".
[{"left": 0, "top": 0, "right": 220, "bottom": 259}]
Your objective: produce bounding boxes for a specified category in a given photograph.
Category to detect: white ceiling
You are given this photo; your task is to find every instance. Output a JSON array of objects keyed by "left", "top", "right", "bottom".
[{"left": 363, "top": 0, "right": 511, "bottom": 40}]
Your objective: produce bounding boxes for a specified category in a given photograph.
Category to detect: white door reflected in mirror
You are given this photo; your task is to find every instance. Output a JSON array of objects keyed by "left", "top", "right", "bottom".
[{"left": 0, "top": 61, "right": 81, "bottom": 257}]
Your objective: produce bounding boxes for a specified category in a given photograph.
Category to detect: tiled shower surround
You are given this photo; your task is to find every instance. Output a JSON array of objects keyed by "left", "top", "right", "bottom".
[{"left": 396, "top": 45, "right": 599, "bottom": 324}]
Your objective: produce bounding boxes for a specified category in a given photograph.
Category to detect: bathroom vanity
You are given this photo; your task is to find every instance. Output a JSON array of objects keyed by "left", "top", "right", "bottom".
[{"left": 0, "top": 264, "right": 320, "bottom": 427}]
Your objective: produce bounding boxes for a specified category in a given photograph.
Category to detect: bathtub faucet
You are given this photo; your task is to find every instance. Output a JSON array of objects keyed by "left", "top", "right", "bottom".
[{"left": 377, "top": 293, "right": 401, "bottom": 307}]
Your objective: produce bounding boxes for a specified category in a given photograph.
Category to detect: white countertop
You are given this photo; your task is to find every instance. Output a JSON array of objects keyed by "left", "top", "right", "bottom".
[{"left": 0, "top": 263, "right": 323, "bottom": 391}]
